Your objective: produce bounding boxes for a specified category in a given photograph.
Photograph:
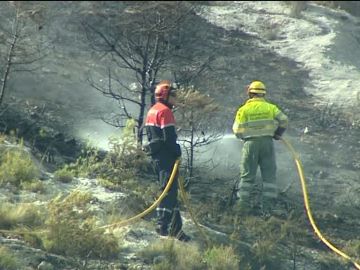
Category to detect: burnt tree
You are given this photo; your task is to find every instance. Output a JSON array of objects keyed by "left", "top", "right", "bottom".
[
  {"left": 83, "top": 1, "right": 200, "bottom": 146},
  {"left": 176, "top": 87, "right": 223, "bottom": 184},
  {"left": 0, "top": 1, "right": 50, "bottom": 106}
]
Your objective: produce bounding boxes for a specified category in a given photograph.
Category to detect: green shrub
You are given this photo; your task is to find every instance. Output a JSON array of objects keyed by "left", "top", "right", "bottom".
[
  {"left": 0, "top": 146, "right": 40, "bottom": 187},
  {"left": 0, "top": 203, "right": 43, "bottom": 229},
  {"left": 204, "top": 245, "right": 239, "bottom": 270},
  {"left": 97, "top": 177, "right": 120, "bottom": 191},
  {"left": 96, "top": 119, "right": 148, "bottom": 184},
  {"left": 20, "top": 179, "right": 46, "bottom": 193},
  {"left": 251, "top": 238, "right": 276, "bottom": 264},
  {"left": 153, "top": 261, "right": 173, "bottom": 270},
  {"left": 0, "top": 133, "right": 6, "bottom": 144},
  {"left": 53, "top": 166, "right": 74, "bottom": 183},
  {"left": 243, "top": 217, "right": 284, "bottom": 264},
  {"left": 140, "top": 239, "right": 206, "bottom": 270},
  {"left": 317, "top": 250, "right": 350, "bottom": 269},
  {"left": 67, "top": 143, "right": 101, "bottom": 177},
  {"left": 0, "top": 246, "right": 20, "bottom": 270},
  {"left": 23, "top": 231, "right": 44, "bottom": 249},
  {"left": 230, "top": 213, "right": 312, "bottom": 268},
  {"left": 107, "top": 118, "right": 148, "bottom": 173},
  {"left": 68, "top": 119, "right": 148, "bottom": 184},
  {"left": 42, "top": 191, "right": 120, "bottom": 259},
  {"left": 344, "top": 239, "right": 360, "bottom": 260}
]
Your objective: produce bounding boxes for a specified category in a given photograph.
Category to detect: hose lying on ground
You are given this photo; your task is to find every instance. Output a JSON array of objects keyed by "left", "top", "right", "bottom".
[
  {"left": 99, "top": 159, "right": 181, "bottom": 230},
  {"left": 282, "top": 137, "right": 360, "bottom": 270}
]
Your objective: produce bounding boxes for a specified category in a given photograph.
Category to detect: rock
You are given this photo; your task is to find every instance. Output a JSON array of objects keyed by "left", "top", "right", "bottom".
[
  {"left": 37, "top": 261, "right": 54, "bottom": 270},
  {"left": 153, "top": 255, "right": 167, "bottom": 265}
]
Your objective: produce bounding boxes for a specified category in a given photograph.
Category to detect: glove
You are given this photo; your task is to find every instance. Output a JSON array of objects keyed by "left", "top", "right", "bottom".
[
  {"left": 235, "top": 133, "right": 242, "bottom": 139},
  {"left": 144, "top": 142, "right": 162, "bottom": 156},
  {"left": 274, "top": 127, "right": 286, "bottom": 140},
  {"left": 174, "top": 143, "right": 182, "bottom": 158}
]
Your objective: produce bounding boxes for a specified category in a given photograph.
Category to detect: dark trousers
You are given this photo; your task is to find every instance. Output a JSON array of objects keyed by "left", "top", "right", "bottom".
[{"left": 152, "top": 150, "right": 183, "bottom": 235}]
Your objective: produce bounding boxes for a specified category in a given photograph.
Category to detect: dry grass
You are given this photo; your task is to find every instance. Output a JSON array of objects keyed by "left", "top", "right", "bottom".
[
  {"left": 20, "top": 179, "right": 46, "bottom": 193},
  {"left": 204, "top": 245, "right": 239, "bottom": 270},
  {"left": 140, "top": 239, "right": 205, "bottom": 270},
  {"left": 0, "top": 146, "right": 40, "bottom": 187},
  {"left": 0, "top": 246, "right": 20, "bottom": 270},
  {"left": 53, "top": 166, "right": 74, "bottom": 183},
  {"left": 0, "top": 203, "right": 43, "bottom": 229},
  {"left": 42, "top": 191, "right": 120, "bottom": 259}
]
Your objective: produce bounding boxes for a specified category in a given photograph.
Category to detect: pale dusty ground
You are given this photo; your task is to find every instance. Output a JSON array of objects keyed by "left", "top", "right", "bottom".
[
  {"left": 200, "top": 1, "right": 360, "bottom": 113},
  {"left": 197, "top": 1, "right": 360, "bottom": 212}
]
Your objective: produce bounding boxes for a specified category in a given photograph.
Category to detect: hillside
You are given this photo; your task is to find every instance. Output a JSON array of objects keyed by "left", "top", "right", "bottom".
[{"left": 0, "top": 1, "right": 359, "bottom": 270}]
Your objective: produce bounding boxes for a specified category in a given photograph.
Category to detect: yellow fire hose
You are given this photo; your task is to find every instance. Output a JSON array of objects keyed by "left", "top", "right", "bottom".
[
  {"left": 99, "top": 159, "right": 211, "bottom": 246},
  {"left": 1, "top": 160, "right": 182, "bottom": 234},
  {"left": 178, "top": 175, "right": 211, "bottom": 247},
  {"left": 282, "top": 137, "right": 360, "bottom": 270},
  {"left": 96, "top": 158, "right": 211, "bottom": 247},
  {"left": 99, "top": 159, "right": 181, "bottom": 230},
  {"left": 2, "top": 137, "right": 358, "bottom": 269},
  {"left": 0, "top": 159, "right": 210, "bottom": 245}
]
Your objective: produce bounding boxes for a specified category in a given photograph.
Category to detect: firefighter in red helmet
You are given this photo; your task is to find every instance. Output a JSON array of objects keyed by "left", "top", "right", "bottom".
[{"left": 145, "top": 80, "right": 190, "bottom": 242}]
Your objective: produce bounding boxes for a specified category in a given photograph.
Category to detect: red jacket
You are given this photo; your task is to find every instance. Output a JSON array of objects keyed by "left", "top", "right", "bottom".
[{"left": 145, "top": 102, "right": 181, "bottom": 157}]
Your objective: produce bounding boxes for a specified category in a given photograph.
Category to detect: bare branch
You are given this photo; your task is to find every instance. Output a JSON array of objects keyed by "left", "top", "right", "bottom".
[
  {"left": 0, "top": 2, "right": 51, "bottom": 106},
  {"left": 0, "top": 8, "right": 19, "bottom": 105},
  {"left": 84, "top": 2, "right": 201, "bottom": 145}
]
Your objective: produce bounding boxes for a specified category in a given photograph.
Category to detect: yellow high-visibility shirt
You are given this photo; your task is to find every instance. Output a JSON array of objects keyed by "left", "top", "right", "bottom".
[{"left": 232, "top": 97, "right": 288, "bottom": 139}]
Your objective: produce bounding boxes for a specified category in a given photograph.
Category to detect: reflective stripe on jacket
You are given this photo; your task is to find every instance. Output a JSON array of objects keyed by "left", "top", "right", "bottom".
[
  {"left": 232, "top": 97, "right": 288, "bottom": 139},
  {"left": 146, "top": 102, "right": 176, "bottom": 129}
]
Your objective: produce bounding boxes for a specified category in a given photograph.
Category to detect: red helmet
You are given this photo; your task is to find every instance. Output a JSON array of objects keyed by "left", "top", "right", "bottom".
[{"left": 155, "top": 80, "right": 173, "bottom": 100}]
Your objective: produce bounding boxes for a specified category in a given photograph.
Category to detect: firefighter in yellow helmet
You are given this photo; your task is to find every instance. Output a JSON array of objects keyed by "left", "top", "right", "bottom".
[{"left": 232, "top": 81, "right": 288, "bottom": 216}]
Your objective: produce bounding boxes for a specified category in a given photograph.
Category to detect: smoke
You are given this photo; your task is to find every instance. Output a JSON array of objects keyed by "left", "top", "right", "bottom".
[
  {"left": 75, "top": 119, "right": 120, "bottom": 150},
  {"left": 196, "top": 134, "right": 300, "bottom": 194}
]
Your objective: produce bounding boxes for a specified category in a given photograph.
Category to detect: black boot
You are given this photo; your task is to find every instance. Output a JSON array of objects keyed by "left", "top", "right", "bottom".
[
  {"left": 173, "top": 230, "right": 191, "bottom": 242},
  {"left": 156, "top": 225, "right": 169, "bottom": 237}
]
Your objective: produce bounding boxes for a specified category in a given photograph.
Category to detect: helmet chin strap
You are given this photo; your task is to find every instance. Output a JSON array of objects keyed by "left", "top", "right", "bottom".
[
  {"left": 166, "top": 99, "right": 174, "bottom": 109},
  {"left": 166, "top": 89, "right": 175, "bottom": 107},
  {"left": 158, "top": 96, "right": 174, "bottom": 109}
]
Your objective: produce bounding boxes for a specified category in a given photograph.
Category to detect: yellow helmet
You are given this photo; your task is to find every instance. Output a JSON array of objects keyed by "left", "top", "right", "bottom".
[{"left": 248, "top": 81, "right": 266, "bottom": 94}]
